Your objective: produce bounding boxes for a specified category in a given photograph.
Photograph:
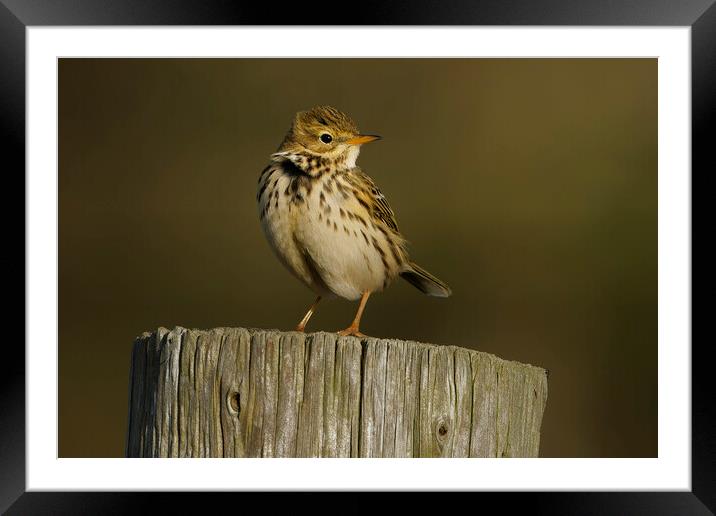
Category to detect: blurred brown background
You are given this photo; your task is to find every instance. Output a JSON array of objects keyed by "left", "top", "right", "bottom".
[{"left": 59, "top": 58, "right": 656, "bottom": 458}]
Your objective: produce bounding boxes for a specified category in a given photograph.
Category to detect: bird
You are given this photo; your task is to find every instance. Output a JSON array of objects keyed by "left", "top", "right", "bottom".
[{"left": 257, "top": 106, "right": 451, "bottom": 337}]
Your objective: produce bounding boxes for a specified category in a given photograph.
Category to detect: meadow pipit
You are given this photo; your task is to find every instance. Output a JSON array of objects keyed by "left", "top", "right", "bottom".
[{"left": 257, "top": 106, "right": 451, "bottom": 336}]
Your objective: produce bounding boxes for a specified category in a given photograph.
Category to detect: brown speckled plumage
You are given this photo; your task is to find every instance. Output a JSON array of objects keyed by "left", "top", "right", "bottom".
[{"left": 257, "top": 106, "right": 451, "bottom": 336}]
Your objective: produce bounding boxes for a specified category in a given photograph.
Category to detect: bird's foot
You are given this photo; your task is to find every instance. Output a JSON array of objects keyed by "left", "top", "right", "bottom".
[{"left": 337, "top": 326, "right": 366, "bottom": 338}]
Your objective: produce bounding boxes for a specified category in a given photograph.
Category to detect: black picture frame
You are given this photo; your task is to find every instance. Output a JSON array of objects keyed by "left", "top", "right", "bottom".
[{"left": 3, "top": 0, "right": 711, "bottom": 512}]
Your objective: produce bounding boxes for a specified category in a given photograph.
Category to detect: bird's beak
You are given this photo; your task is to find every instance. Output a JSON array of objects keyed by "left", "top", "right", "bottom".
[{"left": 345, "top": 134, "right": 381, "bottom": 145}]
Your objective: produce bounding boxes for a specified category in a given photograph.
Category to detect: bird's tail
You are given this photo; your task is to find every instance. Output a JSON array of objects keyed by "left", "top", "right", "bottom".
[{"left": 400, "top": 261, "right": 452, "bottom": 297}]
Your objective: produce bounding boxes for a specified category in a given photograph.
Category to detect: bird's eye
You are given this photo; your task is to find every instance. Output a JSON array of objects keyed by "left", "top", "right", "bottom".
[{"left": 320, "top": 133, "right": 333, "bottom": 144}]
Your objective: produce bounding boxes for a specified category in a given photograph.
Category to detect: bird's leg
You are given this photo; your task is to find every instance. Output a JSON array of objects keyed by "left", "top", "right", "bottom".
[
  {"left": 338, "top": 291, "right": 371, "bottom": 337},
  {"left": 296, "top": 296, "right": 321, "bottom": 332}
]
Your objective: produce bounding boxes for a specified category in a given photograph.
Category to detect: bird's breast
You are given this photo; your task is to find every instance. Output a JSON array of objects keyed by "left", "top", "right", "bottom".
[{"left": 257, "top": 162, "right": 406, "bottom": 299}]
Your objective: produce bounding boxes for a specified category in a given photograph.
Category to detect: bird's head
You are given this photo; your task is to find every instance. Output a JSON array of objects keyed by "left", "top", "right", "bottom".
[{"left": 275, "top": 106, "right": 380, "bottom": 169}]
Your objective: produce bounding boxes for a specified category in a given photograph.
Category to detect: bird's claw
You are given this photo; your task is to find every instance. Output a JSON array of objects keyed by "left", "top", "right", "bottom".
[{"left": 337, "top": 327, "right": 365, "bottom": 338}]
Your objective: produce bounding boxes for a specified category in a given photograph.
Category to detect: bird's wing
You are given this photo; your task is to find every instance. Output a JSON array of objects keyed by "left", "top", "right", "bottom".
[{"left": 344, "top": 168, "right": 400, "bottom": 232}]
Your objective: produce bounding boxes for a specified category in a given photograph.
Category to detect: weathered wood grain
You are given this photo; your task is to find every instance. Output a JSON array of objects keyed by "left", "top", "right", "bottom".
[{"left": 126, "top": 327, "right": 548, "bottom": 458}]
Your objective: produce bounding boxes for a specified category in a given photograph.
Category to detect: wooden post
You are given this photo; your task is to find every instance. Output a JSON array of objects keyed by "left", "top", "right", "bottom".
[{"left": 126, "top": 327, "right": 548, "bottom": 458}]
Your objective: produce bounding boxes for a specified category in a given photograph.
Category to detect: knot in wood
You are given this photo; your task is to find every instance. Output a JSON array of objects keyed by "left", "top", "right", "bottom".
[
  {"left": 435, "top": 417, "right": 450, "bottom": 442},
  {"left": 228, "top": 391, "right": 240, "bottom": 415}
]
